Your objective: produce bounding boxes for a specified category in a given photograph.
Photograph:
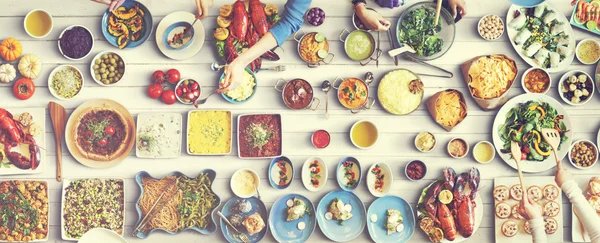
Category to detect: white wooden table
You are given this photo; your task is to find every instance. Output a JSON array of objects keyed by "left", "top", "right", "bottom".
[{"left": 1, "top": 0, "right": 598, "bottom": 242}]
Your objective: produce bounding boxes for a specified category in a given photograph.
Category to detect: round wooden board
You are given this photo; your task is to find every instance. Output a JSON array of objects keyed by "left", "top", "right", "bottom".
[{"left": 65, "top": 99, "right": 136, "bottom": 169}]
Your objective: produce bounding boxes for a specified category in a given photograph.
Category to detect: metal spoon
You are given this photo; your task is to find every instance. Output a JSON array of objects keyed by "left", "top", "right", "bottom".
[
  {"left": 193, "top": 90, "right": 218, "bottom": 107},
  {"left": 321, "top": 80, "right": 331, "bottom": 119},
  {"left": 211, "top": 62, "right": 226, "bottom": 72}
]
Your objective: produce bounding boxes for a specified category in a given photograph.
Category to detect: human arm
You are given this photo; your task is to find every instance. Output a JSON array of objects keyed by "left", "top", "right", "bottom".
[
  {"left": 223, "top": 0, "right": 311, "bottom": 90},
  {"left": 194, "top": 0, "right": 213, "bottom": 19},
  {"left": 353, "top": 0, "right": 391, "bottom": 31},
  {"left": 447, "top": 0, "right": 466, "bottom": 19},
  {"left": 518, "top": 194, "right": 547, "bottom": 243},
  {"left": 91, "top": 0, "right": 125, "bottom": 12},
  {"left": 556, "top": 167, "right": 600, "bottom": 242}
]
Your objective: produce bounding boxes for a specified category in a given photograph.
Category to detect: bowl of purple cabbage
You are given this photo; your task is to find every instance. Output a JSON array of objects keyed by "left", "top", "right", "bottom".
[
  {"left": 58, "top": 25, "right": 94, "bottom": 61},
  {"left": 306, "top": 7, "right": 325, "bottom": 26}
]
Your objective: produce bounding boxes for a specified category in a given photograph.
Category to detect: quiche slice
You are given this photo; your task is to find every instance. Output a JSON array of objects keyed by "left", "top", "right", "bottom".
[{"left": 74, "top": 106, "right": 130, "bottom": 161}]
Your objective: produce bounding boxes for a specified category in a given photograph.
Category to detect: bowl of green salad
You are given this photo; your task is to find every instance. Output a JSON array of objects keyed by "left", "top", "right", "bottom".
[{"left": 396, "top": 2, "right": 456, "bottom": 61}]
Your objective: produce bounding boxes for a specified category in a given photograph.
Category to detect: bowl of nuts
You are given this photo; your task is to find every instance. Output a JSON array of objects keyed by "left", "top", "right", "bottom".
[
  {"left": 568, "top": 140, "right": 598, "bottom": 169},
  {"left": 478, "top": 14, "right": 504, "bottom": 41},
  {"left": 559, "top": 70, "right": 594, "bottom": 106}
]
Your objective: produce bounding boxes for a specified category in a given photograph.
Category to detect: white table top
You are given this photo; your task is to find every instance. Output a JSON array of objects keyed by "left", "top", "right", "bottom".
[{"left": 0, "top": 0, "right": 598, "bottom": 242}]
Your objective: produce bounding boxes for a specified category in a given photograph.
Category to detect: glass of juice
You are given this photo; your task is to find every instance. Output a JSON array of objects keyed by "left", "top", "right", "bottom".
[{"left": 24, "top": 9, "right": 53, "bottom": 38}]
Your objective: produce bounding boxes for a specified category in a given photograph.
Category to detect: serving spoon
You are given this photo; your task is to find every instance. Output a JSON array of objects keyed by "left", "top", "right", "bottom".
[{"left": 321, "top": 80, "right": 331, "bottom": 119}]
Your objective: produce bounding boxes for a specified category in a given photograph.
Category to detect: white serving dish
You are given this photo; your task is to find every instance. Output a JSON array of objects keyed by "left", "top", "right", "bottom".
[
  {"left": 349, "top": 120, "right": 379, "bottom": 149},
  {"left": 78, "top": 228, "right": 128, "bottom": 243},
  {"left": 521, "top": 67, "right": 551, "bottom": 94},
  {"left": 0, "top": 108, "right": 45, "bottom": 175},
  {"left": 186, "top": 110, "right": 232, "bottom": 156},
  {"left": 447, "top": 137, "right": 469, "bottom": 159},
  {"left": 477, "top": 14, "right": 504, "bottom": 41},
  {"left": 230, "top": 168, "right": 260, "bottom": 198},
  {"left": 48, "top": 65, "right": 84, "bottom": 100},
  {"left": 58, "top": 25, "right": 94, "bottom": 61},
  {"left": 366, "top": 162, "right": 392, "bottom": 197},
  {"left": 135, "top": 112, "right": 182, "bottom": 158},
  {"left": 302, "top": 157, "right": 328, "bottom": 192},
  {"left": 89, "top": 51, "right": 126, "bottom": 86},
  {"left": 237, "top": 113, "right": 282, "bottom": 159},
  {"left": 0, "top": 180, "right": 49, "bottom": 243},
  {"left": 575, "top": 39, "right": 600, "bottom": 65},
  {"left": 23, "top": 9, "right": 53, "bottom": 38},
  {"left": 60, "top": 178, "right": 125, "bottom": 241},
  {"left": 414, "top": 131, "right": 436, "bottom": 152},
  {"left": 568, "top": 139, "right": 598, "bottom": 170},
  {"left": 558, "top": 70, "right": 595, "bottom": 106}
]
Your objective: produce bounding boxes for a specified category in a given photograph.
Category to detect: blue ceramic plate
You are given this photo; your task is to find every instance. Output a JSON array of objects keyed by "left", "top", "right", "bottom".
[
  {"left": 133, "top": 170, "right": 221, "bottom": 238},
  {"left": 220, "top": 197, "right": 268, "bottom": 243},
  {"left": 509, "top": 0, "right": 545, "bottom": 7},
  {"left": 219, "top": 68, "right": 258, "bottom": 104},
  {"left": 366, "top": 196, "right": 415, "bottom": 243},
  {"left": 316, "top": 190, "right": 366, "bottom": 242},
  {"left": 336, "top": 157, "right": 362, "bottom": 191},
  {"left": 269, "top": 156, "right": 294, "bottom": 189},
  {"left": 101, "top": 0, "right": 152, "bottom": 49},
  {"left": 162, "top": 21, "right": 194, "bottom": 50},
  {"left": 268, "top": 194, "right": 316, "bottom": 243}
]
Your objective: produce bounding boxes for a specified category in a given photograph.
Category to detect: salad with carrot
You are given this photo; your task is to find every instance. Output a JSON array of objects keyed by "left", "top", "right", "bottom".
[{"left": 498, "top": 101, "right": 569, "bottom": 161}]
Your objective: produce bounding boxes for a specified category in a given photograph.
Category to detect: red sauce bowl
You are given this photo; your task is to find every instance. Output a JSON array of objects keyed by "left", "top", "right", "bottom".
[
  {"left": 311, "top": 130, "right": 330, "bottom": 149},
  {"left": 405, "top": 160, "right": 427, "bottom": 181}
]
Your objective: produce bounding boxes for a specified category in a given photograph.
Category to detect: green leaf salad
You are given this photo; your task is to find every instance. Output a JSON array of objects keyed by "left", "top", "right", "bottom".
[{"left": 397, "top": 6, "right": 443, "bottom": 57}]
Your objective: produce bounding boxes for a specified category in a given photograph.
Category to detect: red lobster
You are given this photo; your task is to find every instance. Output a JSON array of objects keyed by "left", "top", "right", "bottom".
[
  {"left": 452, "top": 168, "right": 480, "bottom": 238},
  {"left": 229, "top": 0, "right": 248, "bottom": 42},
  {"left": 420, "top": 180, "right": 443, "bottom": 225},
  {"left": 0, "top": 108, "right": 40, "bottom": 170},
  {"left": 438, "top": 202, "right": 457, "bottom": 241},
  {"left": 249, "top": 0, "right": 268, "bottom": 36}
]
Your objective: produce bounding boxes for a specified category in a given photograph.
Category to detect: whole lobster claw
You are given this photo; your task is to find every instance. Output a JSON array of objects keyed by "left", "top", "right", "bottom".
[
  {"left": 442, "top": 167, "right": 456, "bottom": 191},
  {"left": 469, "top": 168, "right": 481, "bottom": 200}
]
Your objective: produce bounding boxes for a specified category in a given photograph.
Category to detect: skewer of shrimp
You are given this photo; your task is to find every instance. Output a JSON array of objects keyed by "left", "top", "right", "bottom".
[{"left": 578, "top": 0, "right": 586, "bottom": 19}]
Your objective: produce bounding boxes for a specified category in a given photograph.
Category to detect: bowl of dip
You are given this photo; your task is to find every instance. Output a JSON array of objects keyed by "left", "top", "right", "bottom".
[
  {"left": 447, "top": 138, "right": 469, "bottom": 159},
  {"left": 473, "top": 141, "right": 495, "bottom": 163},
  {"left": 521, "top": 67, "right": 551, "bottom": 94},
  {"left": 415, "top": 132, "right": 436, "bottom": 152},
  {"left": 576, "top": 39, "right": 600, "bottom": 65},
  {"left": 24, "top": 9, "right": 53, "bottom": 38},
  {"left": 312, "top": 129, "right": 330, "bottom": 149},
  {"left": 405, "top": 160, "right": 427, "bottom": 181},
  {"left": 350, "top": 120, "right": 379, "bottom": 149},
  {"left": 162, "top": 21, "right": 194, "bottom": 50},
  {"left": 231, "top": 168, "right": 260, "bottom": 198},
  {"left": 339, "top": 29, "right": 376, "bottom": 64}
]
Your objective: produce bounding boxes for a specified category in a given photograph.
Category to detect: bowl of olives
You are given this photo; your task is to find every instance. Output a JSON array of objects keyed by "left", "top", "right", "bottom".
[{"left": 90, "top": 51, "right": 126, "bottom": 86}]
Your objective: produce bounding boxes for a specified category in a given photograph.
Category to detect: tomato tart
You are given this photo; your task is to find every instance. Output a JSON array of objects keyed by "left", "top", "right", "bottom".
[{"left": 73, "top": 107, "right": 130, "bottom": 161}]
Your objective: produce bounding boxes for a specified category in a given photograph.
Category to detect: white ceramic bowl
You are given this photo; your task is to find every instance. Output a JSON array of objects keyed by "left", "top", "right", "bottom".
[
  {"left": 90, "top": 51, "right": 126, "bottom": 86},
  {"left": 576, "top": 39, "right": 600, "bottom": 65},
  {"left": 48, "top": 65, "right": 84, "bottom": 100},
  {"left": 414, "top": 131, "right": 436, "bottom": 152},
  {"left": 230, "top": 168, "right": 260, "bottom": 198},
  {"left": 349, "top": 120, "right": 379, "bottom": 149},
  {"left": 558, "top": 70, "right": 594, "bottom": 106},
  {"left": 175, "top": 78, "right": 202, "bottom": 104},
  {"left": 568, "top": 139, "right": 598, "bottom": 170},
  {"left": 302, "top": 157, "right": 327, "bottom": 192},
  {"left": 24, "top": 9, "right": 53, "bottom": 38},
  {"left": 447, "top": 138, "right": 469, "bottom": 159},
  {"left": 58, "top": 25, "right": 94, "bottom": 61},
  {"left": 477, "top": 14, "right": 504, "bottom": 41},
  {"left": 521, "top": 67, "right": 551, "bottom": 94},
  {"left": 472, "top": 141, "right": 496, "bottom": 163},
  {"left": 366, "top": 162, "right": 392, "bottom": 197}
]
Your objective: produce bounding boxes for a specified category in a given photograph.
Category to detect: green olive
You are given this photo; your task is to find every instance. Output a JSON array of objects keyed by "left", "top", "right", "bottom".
[
  {"left": 101, "top": 73, "right": 108, "bottom": 79},
  {"left": 103, "top": 79, "right": 111, "bottom": 84},
  {"left": 93, "top": 64, "right": 100, "bottom": 69},
  {"left": 99, "top": 68, "right": 106, "bottom": 73},
  {"left": 118, "top": 61, "right": 124, "bottom": 67},
  {"left": 100, "top": 63, "right": 107, "bottom": 69},
  {"left": 95, "top": 74, "right": 101, "bottom": 80},
  {"left": 95, "top": 59, "right": 101, "bottom": 65},
  {"left": 108, "top": 72, "right": 115, "bottom": 78},
  {"left": 108, "top": 66, "right": 115, "bottom": 72},
  {"left": 110, "top": 59, "right": 116, "bottom": 65},
  {"left": 102, "top": 54, "right": 109, "bottom": 59}
]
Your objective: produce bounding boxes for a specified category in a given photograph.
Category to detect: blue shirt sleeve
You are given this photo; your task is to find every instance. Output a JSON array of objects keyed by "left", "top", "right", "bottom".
[{"left": 269, "top": 0, "right": 312, "bottom": 46}]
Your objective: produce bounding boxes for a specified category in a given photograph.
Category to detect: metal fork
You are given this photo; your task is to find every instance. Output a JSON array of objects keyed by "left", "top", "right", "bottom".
[
  {"left": 540, "top": 128, "right": 563, "bottom": 168},
  {"left": 217, "top": 211, "right": 251, "bottom": 243},
  {"left": 260, "top": 65, "right": 286, "bottom": 71}
]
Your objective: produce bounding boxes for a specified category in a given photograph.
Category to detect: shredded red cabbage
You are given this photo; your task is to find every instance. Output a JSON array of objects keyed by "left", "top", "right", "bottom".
[{"left": 60, "top": 27, "right": 92, "bottom": 59}]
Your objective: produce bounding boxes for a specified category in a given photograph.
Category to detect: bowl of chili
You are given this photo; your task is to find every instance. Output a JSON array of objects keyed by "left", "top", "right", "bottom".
[
  {"left": 405, "top": 160, "right": 427, "bottom": 181},
  {"left": 275, "top": 78, "right": 320, "bottom": 110}
]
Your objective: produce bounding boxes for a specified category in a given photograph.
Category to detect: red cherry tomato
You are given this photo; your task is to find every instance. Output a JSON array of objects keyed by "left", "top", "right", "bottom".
[
  {"left": 12, "top": 78, "right": 35, "bottom": 100},
  {"left": 161, "top": 90, "right": 177, "bottom": 105},
  {"left": 175, "top": 86, "right": 183, "bottom": 97},
  {"left": 192, "top": 89, "right": 200, "bottom": 98},
  {"left": 166, "top": 69, "right": 180, "bottom": 84},
  {"left": 185, "top": 91, "right": 196, "bottom": 100},
  {"left": 152, "top": 70, "right": 165, "bottom": 84},
  {"left": 98, "top": 138, "right": 108, "bottom": 147},
  {"left": 521, "top": 152, "right": 527, "bottom": 161},
  {"left": 190, "top": 81, "right": 199, "bottom": 91},
  {"left": 104, "top": 126, "right": 115, "bottom": 136},
  {"left": 147, "top": 83, "right": 164, "bottom": 99}
]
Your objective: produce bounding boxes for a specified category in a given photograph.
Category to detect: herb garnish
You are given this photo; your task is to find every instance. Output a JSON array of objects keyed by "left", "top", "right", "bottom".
[{"left": 86, "top": 119, "right": 109, "bottom": 141}]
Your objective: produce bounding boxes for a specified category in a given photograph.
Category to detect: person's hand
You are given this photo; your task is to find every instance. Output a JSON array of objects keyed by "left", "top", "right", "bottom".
[
  {"left": 92, "top": 0, "right": 125, "bottom": 12},
  {"left": 220, "top": 58, "right": 245, "bottom": 92},
  {"left": 448, "top": 0, "right": 467, "bottom": 19},
  {"left": 356, "top": 5, "right": 391, "bottom": 31},
  {"left": 195, "top": 0, "right": 213, "bottom": 19},
  {"left": 555, "top": 164, "right": 573, "bottom": 187},
  {"left": 518, "top": 192, "right": 542, "bottom": 220}
]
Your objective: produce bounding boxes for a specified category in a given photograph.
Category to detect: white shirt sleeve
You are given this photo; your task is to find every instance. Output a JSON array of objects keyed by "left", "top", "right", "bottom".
[
  {"left": 529, "top": 217, "right": 547, "bottom": 243},
  {"left": 562, "top": 180, "right": 600, "bottom": 243}
]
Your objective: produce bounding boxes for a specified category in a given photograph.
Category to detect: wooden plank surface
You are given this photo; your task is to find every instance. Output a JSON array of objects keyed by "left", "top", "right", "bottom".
[{"left": 1, "top": 0, "right": 599, "bottom": 242}]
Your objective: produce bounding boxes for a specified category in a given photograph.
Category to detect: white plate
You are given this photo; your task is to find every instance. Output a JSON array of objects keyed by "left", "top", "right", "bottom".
[
  {"left": 494, "top": 176, "right": 563, "bottom": 243},
  {"left": 135, "top": 112, "right": 182, "bottom": 158},
  {"left": 61, "top": 178, "right": 125, "bottom": 241},
  {"left": 302, "top": 157, "right": 328, "bottom": 192},
  {"left": 155, "top": 11, "right": 205, "bottom": 60},
  {"left": 78, "top": 228, "right": 128, "bottom": 243},
  {"left": 0, "top": 180, "right": 49, "bottom": 243},
  {"left": 0, "top": 108, "right": 45, "bottom": 175},
  {"left": 492, "top": 93, "right": 572, "bottom": 173},
  {"left": 506, "top": 3, "right": 575, "bottom": 73}
]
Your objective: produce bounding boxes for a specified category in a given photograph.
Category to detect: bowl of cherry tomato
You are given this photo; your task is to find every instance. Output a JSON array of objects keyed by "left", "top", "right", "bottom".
[{"left": 175, "top": 78, "right": 201, "bottom": 104}]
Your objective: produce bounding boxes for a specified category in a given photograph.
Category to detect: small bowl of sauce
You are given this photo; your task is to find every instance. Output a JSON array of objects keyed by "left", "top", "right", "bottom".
[
  {"left": 350, "top": 120, "right": 379, "bottom": 149},
  {"left": 312, "top": 129, "right": 330, "bottom": 149},
  {"left": 230, "top": 168, "right": 260, "bottom": 198},
  {"left": 473, "top": 141, "right": 495, "bottom": 163},
  {"left": 24, "top": 9, "right": 53, "bottom": 38},
  {"left": 447, "top": 138, "right": 469, "bottom": 159},
  {"left": 405, "top": 160, "right": 427, "bottom": 181}
]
